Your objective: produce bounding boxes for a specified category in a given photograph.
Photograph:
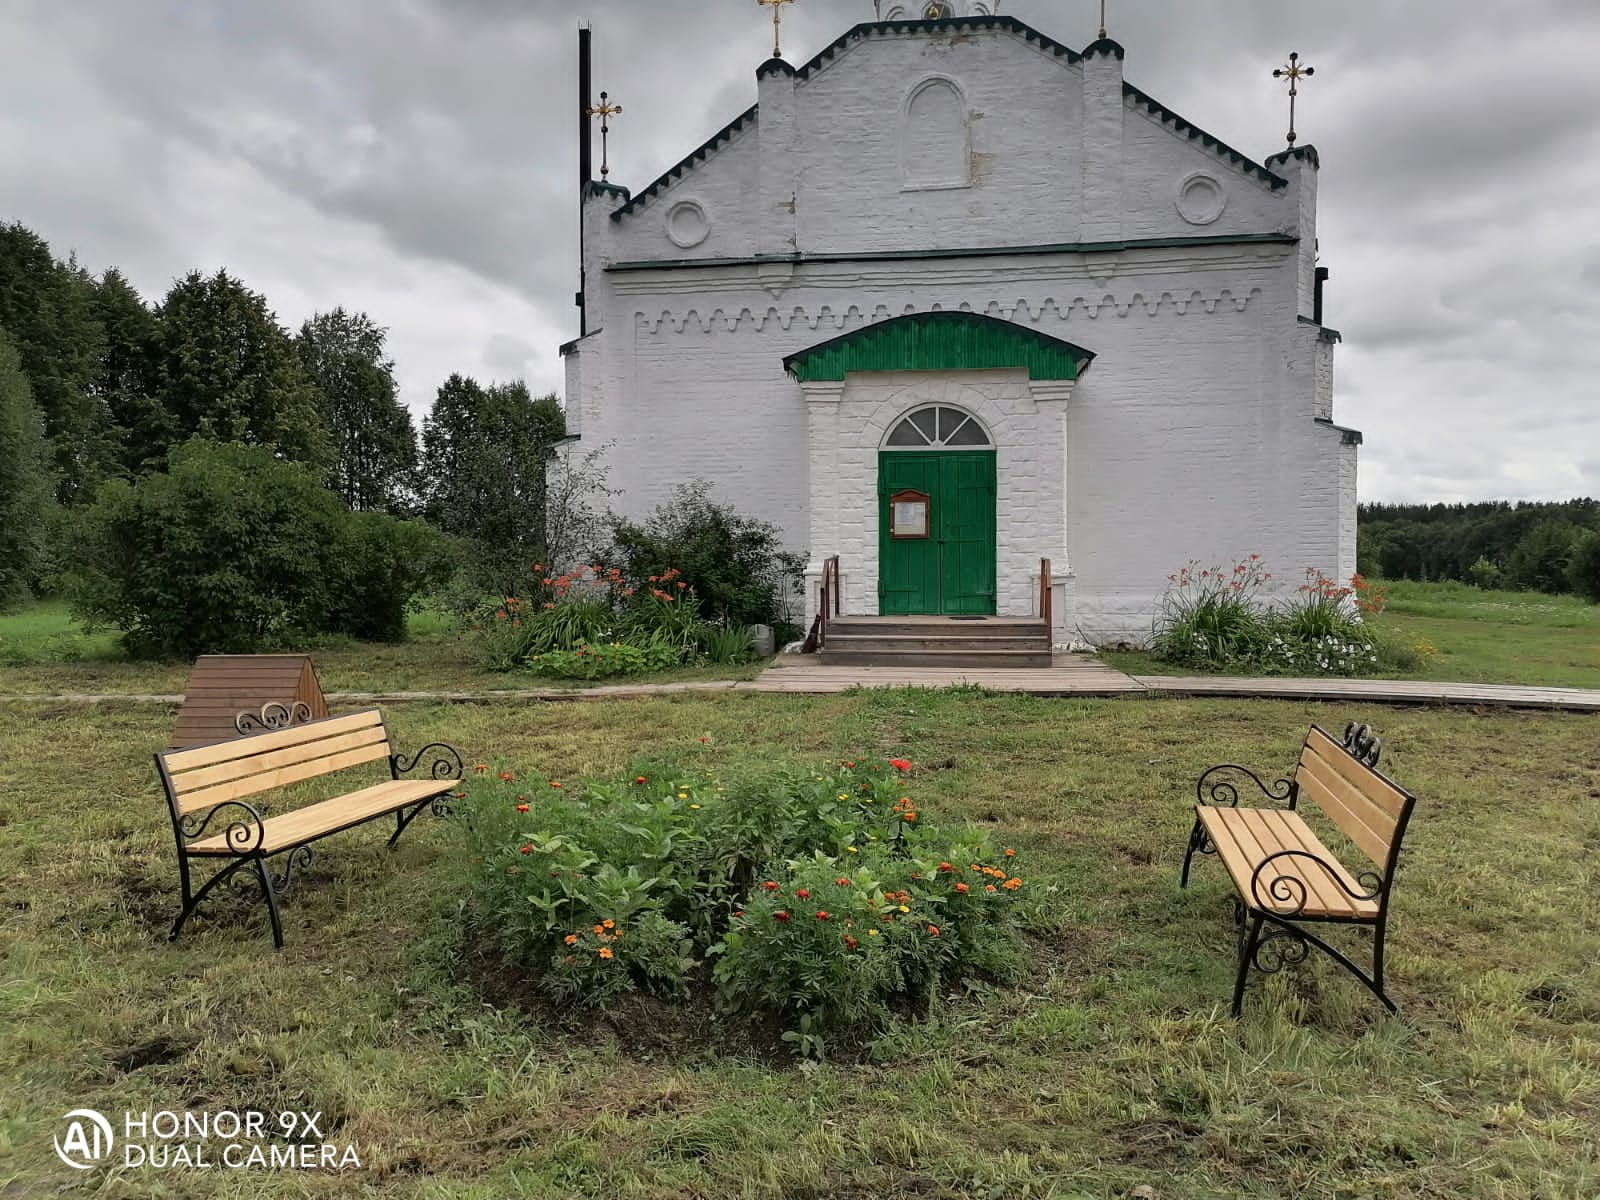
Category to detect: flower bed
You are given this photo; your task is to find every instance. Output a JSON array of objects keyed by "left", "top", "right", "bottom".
[
  {"left": 455, "top": 752, "right": 1032, "bottom": 1055},
  {"left": 475, "top": 564, "right": 755, "bottom": 678},
  {"left": 1152, "top": 557, "right": 1429, "bottom": 675}
]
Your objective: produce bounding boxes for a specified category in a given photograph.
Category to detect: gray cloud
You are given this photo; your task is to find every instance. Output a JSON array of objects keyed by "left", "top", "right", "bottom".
[{"left": 1, "top": 0, "right": 1596, "bottom": 502}]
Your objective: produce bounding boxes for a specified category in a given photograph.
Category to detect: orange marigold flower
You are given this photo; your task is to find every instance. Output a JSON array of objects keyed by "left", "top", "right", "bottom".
[
  {"left": 927, "top": 925, "right": 940, "bottom": 936},
  {"left": 598, "top": 947, "right": 614, "bottom": 960},
  {"left": 835, "top": 878, "right": 851, "bottom": 887},
  {"left": 1003, "top": 877, "right": 1023, "bottom": 891},
  {"left": 955, "top": 882, "right": 969, "bottom": 894},
  {"left": 938, "top": 862, "right": 954, "bottom": 873},
  {"left": 774, "top": 910, "right": 790, "bottom": 922},
  {"left": 796, "top": 888, "right": 811, "bottom": 899},
  {"left": 549, "top": 780, "right": 562, "bottom": 789},
  {"left": 602, "top": 919, "right": 615, "bottom": 930},
  {"left": 592, "top": 924, "right": 605, "bottom": 935},
  {"left": 985, "top": 884, "right": 997, "bottom": 893},
  {"left": 816, "top": 911, "right": 830, "bottom": 921},
  {"left": 516, "top": 803, "right": 529, "bottom": 813},
  {"left": 564, "top": 934, "right": 578, "bottom": 945},
  {"left": 763, "top": 881, "right": 780, "bottom": 891},
  {"left": 903, "top": 812, "right": 917, "bottom": 823},
  {"left": 499, "top": 770, "right": 514, "bottom": 782},
  {"left": 1004, "top": 848, "right": 1016, "bottom": 857},
  {"left": 474, "top": 763, "right": 488, "bottom": 774}
]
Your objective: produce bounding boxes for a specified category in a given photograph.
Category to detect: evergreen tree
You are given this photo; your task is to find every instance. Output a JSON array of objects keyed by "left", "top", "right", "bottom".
[
  {"left": 0, "top": 327, "right": 54, "bottom": 608},
  {"left": 295, "top": 308, "right": 417, "bottom": 512},
  {"left": 150, "top": 270, "right": 329, "bottom": 467},
  {"left": 0, "top": 223, "right": 116, "bottom": 502},
  {"left": 91, "top": 268, "right": 169, "bottom": 475},
  {"left": 420, "top": 375, "right": 566, "bottom": 593}
]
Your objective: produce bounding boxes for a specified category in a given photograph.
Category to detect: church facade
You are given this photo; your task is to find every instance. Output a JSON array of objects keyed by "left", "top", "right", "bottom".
[{"left": 562, "top": 2, "right": 1357, "bottom": 644}]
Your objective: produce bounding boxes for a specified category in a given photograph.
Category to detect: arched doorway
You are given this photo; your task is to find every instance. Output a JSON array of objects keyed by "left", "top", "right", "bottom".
[{"left": 879, "top": 405, "right": 996, "bottom": 615}]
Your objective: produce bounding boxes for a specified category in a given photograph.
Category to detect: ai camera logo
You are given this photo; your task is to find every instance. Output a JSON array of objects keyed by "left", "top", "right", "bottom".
[{"left": 54, "top": 1109, "right": 115, "bottom": 1170}]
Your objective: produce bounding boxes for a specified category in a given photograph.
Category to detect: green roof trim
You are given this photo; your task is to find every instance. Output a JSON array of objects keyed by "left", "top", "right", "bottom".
[
  {"left": 607, "top": 231, "right": 1295, "bottom": 272},
  {"left": 1123, "top": 83, "right": 1286, "bottom": 189},
  {"left": 784, "top": 311, "right": 1094, "bottom": 383}
]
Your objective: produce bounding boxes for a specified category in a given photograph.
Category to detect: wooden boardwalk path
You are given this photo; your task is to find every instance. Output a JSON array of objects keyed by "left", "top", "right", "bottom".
[{"left": 5, "top": 658, "right": 1599, "bottom": 712}]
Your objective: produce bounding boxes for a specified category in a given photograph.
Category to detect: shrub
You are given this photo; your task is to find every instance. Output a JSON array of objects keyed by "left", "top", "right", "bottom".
[
  {"left": 1506, "top": 520, "right": 1579, "bottom": 594},
  {"left": 457, "top": 754, "right": 1032, "bottom": 1051},
  {"left": 1568, "top": 531, "right": 1600, "bottom": 604},
  {"left": 609, "top": 481, "right": 803, "bottom": 628},
  {"left": 70, "top": 439, "right": 452, "bottom": 657},
  {"left": 0, "top": 329, "right": 52, "bottom": 610},
  {"left": 1467, "top": 556, "right": 1503, "bottom": 590}
]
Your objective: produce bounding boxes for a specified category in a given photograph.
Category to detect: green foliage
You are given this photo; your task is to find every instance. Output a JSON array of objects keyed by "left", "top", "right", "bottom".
[
  {"left": 69, "top": 440, "right": 450, "bottom": 657},
  {"left": 695, "top": 621, "right": 755, "bottom": 665},
  {"left": 421, "top": 375, "right": 567, "bottom": 597},
  {"left": 150, "top": 269, "right": 329, "bottom": 468},
  {"left": 458, "top": 754, "right": 1031, "bottom": 1046},
  {"left": 609, "top": 481, "right": 803, "bottom": 628},
  {"left": 296, "top": 308, "right": 418, "bottom": 513},
  {"left": 528, "top": 641, "right": 682, "bottom": 680},
  {"left": 0, "top": 329, "right": 54, "bottom": 609},
  {"left": 1359, "top": 497, "right": 1600, "bottom": 594},
  {"left": 1152, "top": 559, "right": 1271, "bottom": 669},
  {"left": 90, "top": 268, "right": 167, "bottom": 477},
  {"left": 1567, "top": 531, "right": 1600, "bottom": 604},
  {"left": 1506, "top": 519, "right": 1580, "bottom": 594},
  {"left": 1466, "top": 555, "right": 1502, "bottom": 589}
]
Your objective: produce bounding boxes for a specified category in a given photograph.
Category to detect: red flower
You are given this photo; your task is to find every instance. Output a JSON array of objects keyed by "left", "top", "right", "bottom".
[
  {"left": 474, "top": 764, "right": 488, "bottom": 774},
  {"left": 843, "top": 934, "right": 858, "bottom": 950},
  {"left": 498, "top": 770, "right": 514, "bottom": 782},
  {"left": 763, "top": 881, "right": 780, "bottom": 891},
  {"left": 927, "top": 925, "right": 940, "bottom": 937},
  {"left": 796, "top": 888, "right": 811, "bottom": 899},
  {"left": 549, "top": 780, "right": 563, "bottom": 789},
  {"left": 635, "top": 776, "right": 647, "bottom": 784},
  {"left": 938, "top": 862, "right": 954, "bottom": 873},
  {"left": 515, "top": 803, "right": 529, "bottom": 813},
  {"left": 815, "top": 911, "right": 830, "bottom": 921},
  {"left": 677, "top": 581, "right": 687, "bottom": 589},
  {"left": 835, "top": 878, "right": 851, "bottom": 887},
  {"left": 955, "top": 882, "right": 969, "bottom": 894},
  {"left": 518, "top": 845, "right": 532, "bottom": 855},
  {"left": 698, "top": 736, "right": 709, "bottom": 743},
  {"left": 773, "top": 911, "right": 790, "bottom": 922},
  {"left": 889, "top": 758, "right": 911, "bottom": 771}
]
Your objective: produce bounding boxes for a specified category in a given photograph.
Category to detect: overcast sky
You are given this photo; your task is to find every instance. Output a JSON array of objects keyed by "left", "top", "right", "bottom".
[{"left": 2, "top": 0, "right": 1597, "bottom": 503}]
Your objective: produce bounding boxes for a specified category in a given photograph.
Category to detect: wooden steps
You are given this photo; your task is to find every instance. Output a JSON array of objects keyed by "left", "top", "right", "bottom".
[{"left": 819, "top": 616, "right": 1053, "bottom": 669}]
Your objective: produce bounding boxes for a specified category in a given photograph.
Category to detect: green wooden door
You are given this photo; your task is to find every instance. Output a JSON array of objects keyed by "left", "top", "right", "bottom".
[{"left": 878, "top": 451, "right": 996, "bottom": 615}]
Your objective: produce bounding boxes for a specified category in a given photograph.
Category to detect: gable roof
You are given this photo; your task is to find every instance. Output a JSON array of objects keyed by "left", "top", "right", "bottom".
[
  {"left": 613, "top": 15, "right": 1284, "bottom": 223},
  {"left": 784, "top": 310, "right": 1095, "bottom": 382}
]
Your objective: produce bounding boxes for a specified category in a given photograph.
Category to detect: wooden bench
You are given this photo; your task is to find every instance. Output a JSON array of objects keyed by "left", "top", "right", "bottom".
[
  {"left": 156, "top": 708, "right": 463, "bottom": 948},
  {"left": 1179, "top": 723, "right": 1418, "bottom": 1017}
]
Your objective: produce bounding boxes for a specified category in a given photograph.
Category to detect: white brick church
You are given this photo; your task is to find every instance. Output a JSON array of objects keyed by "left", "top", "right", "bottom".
[{"left": 561, "top": 1, "right": 1358, "bottom": 644}]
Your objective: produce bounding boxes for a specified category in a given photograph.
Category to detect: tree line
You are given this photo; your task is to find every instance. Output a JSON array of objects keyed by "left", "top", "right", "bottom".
[
  {"left": 0, "top": 219, "right": 568, "bottom": 610},
  {"left": 1358, "top": 499, "right": 1600, "bottom": 599}
]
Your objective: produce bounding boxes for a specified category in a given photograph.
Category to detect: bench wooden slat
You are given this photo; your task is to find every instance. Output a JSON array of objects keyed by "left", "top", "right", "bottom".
[
  {"left": 1198, "top": 806, "right": 1378, "bottom": 919},
  {"left": 1303, "top": 727, "right": 1408, "bottom": 819},
  {"left": 163, "top": 710, "right": 385, "bottom": 772},
  {"left": 1296, "top": 747, "right": 1398, "bottom": 868},
  {"left": 169, "top": 726, "right": 392, "bottom": 797},
  {"left": 176, "top": 742, "right": 392, "bottom": 813},
  {"left": 186, "top": 778, "right": 456, "bottom": 855}
]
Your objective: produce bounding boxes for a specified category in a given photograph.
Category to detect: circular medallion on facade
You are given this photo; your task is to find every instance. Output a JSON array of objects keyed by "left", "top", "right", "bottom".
[
  {"left": 1175, "top": 172, "right": 1227, "bottom": 226},
  {"left": 665, "top": 200, "right": 710, "bottom": 248}
]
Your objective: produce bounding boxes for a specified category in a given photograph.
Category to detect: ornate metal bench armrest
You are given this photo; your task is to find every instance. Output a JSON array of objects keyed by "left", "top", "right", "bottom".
[
  {"left": 391, "top": 742, "right": 465, "bottom": 782},
  {"left": 1248, "top": 849, "right": 1384, "bottom": 917},
  {"left": 178, "top": 800, "right": 267, "bottom": 855},
  {"left": 236, "top": 701, "right": 313, "bottom": 735},
  {"left": 1195, "top": 763, "right": 1296, "bottom": 809}
]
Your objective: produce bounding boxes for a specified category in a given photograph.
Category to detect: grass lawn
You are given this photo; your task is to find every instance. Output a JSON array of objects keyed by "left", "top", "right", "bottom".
[
  {"left": 0, "top": 602, "right": 767, "bottom": 698},
  {"left": 1101, "top": 580, "right": 1600, "bottom": 689},
  {"left": 2, "top": 690, "right": 1597, "bottom": 1197}
]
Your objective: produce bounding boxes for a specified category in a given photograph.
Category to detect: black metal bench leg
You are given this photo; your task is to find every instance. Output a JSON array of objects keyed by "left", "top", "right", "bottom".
[
  {"left": 1371, "top": 923, "right": 1396, "bottom": 1014},
  {"left": 1232, "top": 911, "right": 1264, "bottom": 1017},
  {"left": 170, "top": 856, "right": 253, "bottom": 943},
  {"left": 387, "top": 798, "right": 434, "bottom": 849},
  {"left": 252, "top": 858, "right": 284, "bottom": 949},
  {"left": 1180, "top": 817, "right": 1206, "bottom": 887}
]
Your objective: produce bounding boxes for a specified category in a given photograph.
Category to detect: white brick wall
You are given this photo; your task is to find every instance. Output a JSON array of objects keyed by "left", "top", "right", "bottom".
[{"left": 563, "top": 17, "right": 1353, "bottom": 644}]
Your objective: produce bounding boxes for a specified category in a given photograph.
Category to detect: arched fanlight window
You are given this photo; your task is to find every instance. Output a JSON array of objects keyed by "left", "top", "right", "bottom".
[{"left": 883, "top": 405, "right": 992, "bottom": 449}]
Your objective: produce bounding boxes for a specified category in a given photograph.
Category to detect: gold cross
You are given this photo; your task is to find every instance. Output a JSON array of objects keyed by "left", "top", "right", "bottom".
[
  {"left": 1272, "top": 52, "right": 1315, "bottom": 147},
  {"left": 585, "top": 90, "right": 622, "bottom": 178},
  {"left": 758, "top": 0, "right": 795, "bottom": 60}
]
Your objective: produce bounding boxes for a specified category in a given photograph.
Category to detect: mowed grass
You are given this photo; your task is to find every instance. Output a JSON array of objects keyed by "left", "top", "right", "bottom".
[
  {"left": 1101, "top": 580, "right": 1600, "bottom": 689},
  {"left": 2, "top": 691, "right": 1597, "bottom": 1198},
  {"left": 0, "top": 602, "right": 766, "bottom": 698}
]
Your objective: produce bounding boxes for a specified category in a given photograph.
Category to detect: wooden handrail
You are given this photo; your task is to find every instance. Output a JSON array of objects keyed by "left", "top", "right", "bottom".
[
  {"left": 807, "top": 555, "right": 841, "bottom": 653},
  {"left": 1039, "top": 558, "right": 1053, "bottom": 631}
]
